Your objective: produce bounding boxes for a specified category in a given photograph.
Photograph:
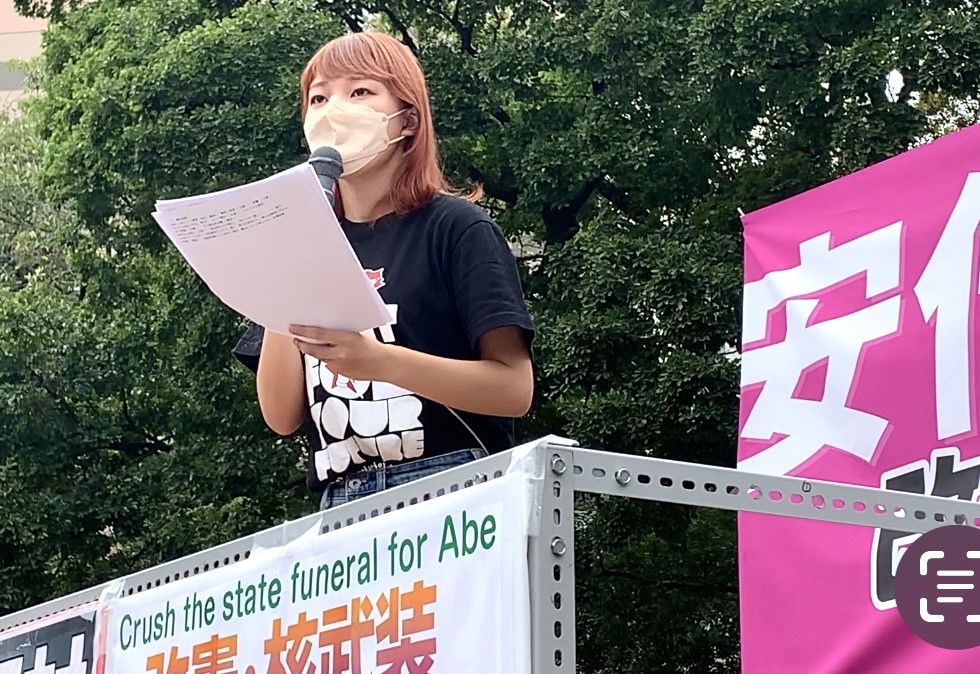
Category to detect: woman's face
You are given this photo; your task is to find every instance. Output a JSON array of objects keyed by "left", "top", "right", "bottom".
[{"left": 306, "top": 75, "right": 413, "bottom": 172}]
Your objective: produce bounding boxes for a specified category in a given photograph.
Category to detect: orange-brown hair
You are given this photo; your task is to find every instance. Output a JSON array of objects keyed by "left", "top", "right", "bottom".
[{"left": 299, "top": 31, "right": 480, "bottom": 214}]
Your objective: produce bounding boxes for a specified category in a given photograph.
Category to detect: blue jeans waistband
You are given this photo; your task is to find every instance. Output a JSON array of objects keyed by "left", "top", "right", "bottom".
[{"left": 319, "top": 448, "right": 488, "bottom": 511}]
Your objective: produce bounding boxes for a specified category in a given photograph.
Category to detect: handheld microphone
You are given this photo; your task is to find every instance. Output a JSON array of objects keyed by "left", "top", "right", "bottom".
[{"left": 309, "top": 146, "right": 343, "bottom": 208}]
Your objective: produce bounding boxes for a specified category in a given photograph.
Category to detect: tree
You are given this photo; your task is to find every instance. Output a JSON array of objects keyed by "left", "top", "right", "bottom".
[
  {"left": 7, "top": 0, "right": 980, "bottom": 671},
  {"left": 0, "top": 4, "right": 324, "bottom": 609}
]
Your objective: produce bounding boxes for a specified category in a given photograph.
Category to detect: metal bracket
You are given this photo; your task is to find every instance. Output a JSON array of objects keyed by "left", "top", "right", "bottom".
[
  {"left": 571, "top": 448, "right": 980, "bottom": 533},
  {"left": 529, "top": 445, "right": 575, "bottom": 673}
]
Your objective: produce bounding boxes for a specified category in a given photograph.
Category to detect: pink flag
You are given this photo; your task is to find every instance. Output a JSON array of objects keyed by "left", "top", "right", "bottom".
[{"left": 738, "top": 123, "right": 980, "bottom": 671}]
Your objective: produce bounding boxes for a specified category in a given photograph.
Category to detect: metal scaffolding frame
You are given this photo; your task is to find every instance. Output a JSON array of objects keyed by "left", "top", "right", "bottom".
[{"left": 3, "top": 438, "right": 979, "bottom": 671}]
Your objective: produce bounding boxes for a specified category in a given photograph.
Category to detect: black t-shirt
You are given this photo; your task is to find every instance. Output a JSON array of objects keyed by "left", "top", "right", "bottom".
[{"left": 234, "top": 194, "right": 534, "bottom": 494}]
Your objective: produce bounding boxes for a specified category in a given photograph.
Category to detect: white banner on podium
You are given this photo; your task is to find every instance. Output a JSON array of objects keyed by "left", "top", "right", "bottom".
[{"left": 103, "top": 470, "right": 531, "bottom": 674}]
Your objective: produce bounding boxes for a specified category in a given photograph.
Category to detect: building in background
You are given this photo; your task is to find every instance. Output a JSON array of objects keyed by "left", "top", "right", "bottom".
[{"left": 1, "top": 0, "right": 46, "bottom": 111}]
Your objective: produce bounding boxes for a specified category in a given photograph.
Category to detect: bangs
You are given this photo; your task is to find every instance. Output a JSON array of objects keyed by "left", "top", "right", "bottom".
[{"left": 301, "top": 34, "right": 402, "bottom": 104}]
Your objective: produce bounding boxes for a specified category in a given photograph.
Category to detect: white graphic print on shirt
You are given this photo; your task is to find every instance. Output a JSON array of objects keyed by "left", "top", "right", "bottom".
[{"left": 303, "top": 268, "right": 424, "bottom": 481}]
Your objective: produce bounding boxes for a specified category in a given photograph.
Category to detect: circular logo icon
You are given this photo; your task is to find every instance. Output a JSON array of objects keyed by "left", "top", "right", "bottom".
[{"left": 895, "top": 524, "right": 980, "bottom": 649}]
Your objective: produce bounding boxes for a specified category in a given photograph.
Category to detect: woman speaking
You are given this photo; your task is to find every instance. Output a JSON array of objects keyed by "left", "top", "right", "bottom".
[{"left": 246, "top": 31, "right": 535, "bottom": 511}]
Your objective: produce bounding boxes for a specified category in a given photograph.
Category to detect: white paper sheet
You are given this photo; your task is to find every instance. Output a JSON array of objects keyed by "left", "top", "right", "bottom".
[{"left": 152, "top": 163, "right": 392, "bottom": 337}]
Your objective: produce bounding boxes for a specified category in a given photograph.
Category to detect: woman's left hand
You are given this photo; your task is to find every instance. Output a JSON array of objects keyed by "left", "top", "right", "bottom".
[{"left": 289, "top": 326, "right": 395, "bottom": 382}]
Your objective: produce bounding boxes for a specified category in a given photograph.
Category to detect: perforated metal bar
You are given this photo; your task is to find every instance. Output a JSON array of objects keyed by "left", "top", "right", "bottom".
[
  {"left": 570, "top": 447, "right": 980, "bottom": 533},
  {"left": 529, "top": 446, "right": 576, "bottom": 674}
]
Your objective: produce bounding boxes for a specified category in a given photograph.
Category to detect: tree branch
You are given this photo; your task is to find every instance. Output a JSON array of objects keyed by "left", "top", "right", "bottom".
[
  {"left": 541, "top": 178, "right": 600, "bottom": 245},
  {"left": 418, "top": 1, "right": 475, "bottom": 55},
  {"left": 468, "top": 166, "right": 519, "bottom": 204},
  {"left": 340, "top": 12, "right": 363, "bottom": 33},
  {"left": 598, "top": 177, "right": 643, "bottom": 219},
  {"left": 114, "top": 385, "right": 177, "bottom": 457},
  {"left": 120, "top": 385, "right": 134, "bottom": 429},
  {"left": 868, "top": 78, "right": 889, "bottom": 107},
  {"left": 487, "top": 106, "right": 511, "bottom": 125},
  {"left": 370, "top": 6, "right": 417, "bottom": 53},
  {"left": 570, "top": 176, "right": 601, "bottom": 213},
  {"left": 811, "top": 29, "right": 845, "bottom": 49}
]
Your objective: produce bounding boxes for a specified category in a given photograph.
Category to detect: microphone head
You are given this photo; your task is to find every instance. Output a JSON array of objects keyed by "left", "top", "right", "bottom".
[{"left": 309, "top": 146, "right": 343, "bottom": 180}]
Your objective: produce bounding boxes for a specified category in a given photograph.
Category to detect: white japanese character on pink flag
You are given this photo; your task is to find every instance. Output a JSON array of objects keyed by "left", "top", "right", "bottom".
[
  {"left": 914, "top": 173, "right": 980, "bottom": 442},
  {"left": 739, "top": 222, "right": 903, "bottom": 476}
]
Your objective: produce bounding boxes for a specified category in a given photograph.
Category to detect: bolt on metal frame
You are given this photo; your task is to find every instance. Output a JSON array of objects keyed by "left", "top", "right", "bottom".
[{"left": 4, "top": 439, "right": 980, "bottom": 672}]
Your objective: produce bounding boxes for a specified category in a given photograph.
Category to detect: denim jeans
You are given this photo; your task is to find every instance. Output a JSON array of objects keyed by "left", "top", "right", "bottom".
[{"left": 319, "top": 448, "right": 488, "bottom": 511}]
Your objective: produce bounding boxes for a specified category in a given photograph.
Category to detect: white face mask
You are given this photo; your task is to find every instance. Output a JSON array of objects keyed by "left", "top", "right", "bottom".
[{"left": 303, "top": 98, "right": 408, "bottom": 175}]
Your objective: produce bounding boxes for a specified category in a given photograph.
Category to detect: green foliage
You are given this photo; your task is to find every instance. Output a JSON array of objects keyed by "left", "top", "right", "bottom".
[
  {"left": 575, "top": 502, "right": 738, "bottom": 674},
  {"left": 0, "top": 113, "right": 73, "bottom": 291},
  {"left": 32, "top": 0, "right": 338, "bottom": 254},
  {"left": 0, "top": 0, "right": 328, "bottom": 608},
  {"left": 528, "top": 212, "right": 741, "bottom": 459},
  {"left": 5, "top": 0, "right": 980, "bottom": 671}
]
